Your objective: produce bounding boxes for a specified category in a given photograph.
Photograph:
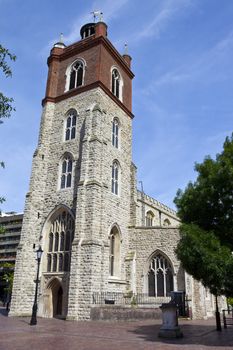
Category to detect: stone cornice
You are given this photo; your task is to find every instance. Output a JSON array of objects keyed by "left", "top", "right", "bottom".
[
  {"left": 48, "top": 36, "right": 134, "bottom": 79},
  {"left": 42, "top": 81, "right": 134, "bottom": 119}
]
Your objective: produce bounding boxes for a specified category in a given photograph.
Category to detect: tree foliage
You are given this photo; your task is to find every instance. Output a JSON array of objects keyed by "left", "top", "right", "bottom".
[
  {"left": 176, "top": 224, "right": 233, "bottom": 296},
  {"left": 175, "top": 134, "right": 233, "bottom": 297},
  {"left": 0, "top": 44, "right": 16, "bottom": 122},
  {"left": 0, "top": 262, "right": 14, "bottom": 294}
]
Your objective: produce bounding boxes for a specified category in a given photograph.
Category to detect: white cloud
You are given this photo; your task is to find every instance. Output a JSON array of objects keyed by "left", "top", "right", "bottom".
[
  {"left": 111, "top": 0, "right": 193, "bottom": 48},
  {"left": 64, "top": 0, "right": 129, "bottom": 44},
  {"left": 40, "top": 0, "right": 129, "bottom": 57},
  {"left": 135, "top": 0, "right": 193, "bottom": 41},
  {"left": 140, "top": 28, "right": 233, "bottom": 95}
]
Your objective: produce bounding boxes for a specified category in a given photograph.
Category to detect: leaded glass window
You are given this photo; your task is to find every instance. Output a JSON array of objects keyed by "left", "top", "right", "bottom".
[
  {"left": 60, "top": 155, "right": 73, "bottom": 189},
  {"left": 46, "top": 210, "right": 74, "bottom": 273},
  {"left": 112, "top": 69, "right": 120, "bottom": 98},
  {"left": 148, "top": 253, "right": 174, "bottom": 297},
  {"left": 69, "top": 61, "right": 83, "bottom": 90},
  {"left": 65, "top": 110, "right": 77, "bottom": 141},
  {"left": 112, "top": 118, "right": 119, "bottom": 148},
  {"left": 111, "top": 161, "right": 119, "bottom": 195}
]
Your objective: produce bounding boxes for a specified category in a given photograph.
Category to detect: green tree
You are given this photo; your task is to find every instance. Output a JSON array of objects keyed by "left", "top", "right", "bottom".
[
  {"left": 0, "top": 44, "right": 16, "bottom": 205},
  {"left": 0, "top": 44, "right": 16, "bottom": 122},
  {"left": 174, "top": 134, "right": 233, "bottom": 331},
  {"left": 0, "top": 262, "right": 14, "bottom": 294}
]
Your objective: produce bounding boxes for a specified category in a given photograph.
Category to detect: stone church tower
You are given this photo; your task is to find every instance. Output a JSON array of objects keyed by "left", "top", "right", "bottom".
[
  {"left": 10, "top": 19, "right": 217, "bottom": 321},
  {"left": 10, "top": 20, "right": 134, "bottom": 320}
]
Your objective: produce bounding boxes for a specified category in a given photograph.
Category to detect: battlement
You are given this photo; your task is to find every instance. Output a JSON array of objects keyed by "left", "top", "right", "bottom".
[{"left": 137, "top": 190, "right": 178, "bottom": 219}]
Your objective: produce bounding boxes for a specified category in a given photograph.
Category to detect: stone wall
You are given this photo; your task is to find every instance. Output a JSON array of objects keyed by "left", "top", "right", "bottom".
[
  {"left": 129, "top": 227, "right": 185, "bottom": 294},
  {"left": 10, "top": 86, "right": 133, "bottom": 320}
]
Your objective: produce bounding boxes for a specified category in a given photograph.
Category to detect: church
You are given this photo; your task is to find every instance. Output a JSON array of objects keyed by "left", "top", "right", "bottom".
[{"left": 10, "top": 18, "right": 216, "bottom": 320}]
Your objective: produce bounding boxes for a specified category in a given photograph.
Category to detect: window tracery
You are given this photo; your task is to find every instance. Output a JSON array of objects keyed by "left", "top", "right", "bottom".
[
  {"left": 148, "top": 253, "right": 174, "bottom": 297},
  {"left": 60, "top": 155, "right": 73, "bottom": 189},
  {"left": 69, "top": 61, "right": 84, "bottom": 90},
  {"left": 111, "top": 68, "right": 122, "bottom": 100},
  {"left": 146, "top": 211, "right": 154, "bottom": 227},
  {"left": 112, "top": 118, "right": 119, "bottom": 148},
  {"left": 46, "top": 211, "right": 74, "bottom": 273},
  {"left": 65, "top": 110, "right": 77, "bottom": 141},
  {"left": 111, "top": 161, "right": 119, "bottom": 195},
  {"left": 109, "top": 226, "right": 121, "bottom": 277}
]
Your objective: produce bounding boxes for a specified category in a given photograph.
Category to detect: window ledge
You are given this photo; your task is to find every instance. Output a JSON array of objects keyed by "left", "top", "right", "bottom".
[
  {"left": 43, "top": 272, "right": 69, "bottom": 276},
  {"left": 108, "top": 277, "right": 126, "bottom": 284}
]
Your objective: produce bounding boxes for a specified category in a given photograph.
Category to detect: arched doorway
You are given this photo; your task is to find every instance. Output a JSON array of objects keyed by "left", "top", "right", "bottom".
[
  {"left": 40, "top": 206, "right": 75, "bottom": 319},
  {"left": 43, "top": 278, "right": 63, "bottom": 318},
  {"left": 55, "top": 286, "right": 63, "bottom": 317}
]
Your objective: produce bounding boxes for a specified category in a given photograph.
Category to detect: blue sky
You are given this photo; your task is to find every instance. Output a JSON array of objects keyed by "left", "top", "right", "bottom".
[{"left": 0, "top": 0, "right": 233, "bottom": 213}]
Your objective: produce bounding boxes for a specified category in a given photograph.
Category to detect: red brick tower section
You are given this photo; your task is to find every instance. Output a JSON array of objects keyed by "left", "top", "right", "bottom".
[{"left": 43, "top": 21, "right": 134, "bottom": 118}]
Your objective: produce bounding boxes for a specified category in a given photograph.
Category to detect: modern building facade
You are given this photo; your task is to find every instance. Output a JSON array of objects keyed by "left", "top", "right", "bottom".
[
  {"left": 0, "top": 212, "right": 23, "bottom": 301},
  {"left": 0, "top": 213, "right": 23, "bottom": 265},
  {"left": 10, "top": 19, "right": 216, "bottom": 320}
]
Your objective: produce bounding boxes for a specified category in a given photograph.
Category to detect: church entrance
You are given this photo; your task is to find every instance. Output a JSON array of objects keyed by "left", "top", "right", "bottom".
[
  {"left": 54, "top": 286, "right": 63, "bottom": 317},
  {"left": 43, "top": 278, "right": 64, "bottom": 318},
  {"left": 52, "top": 280, "right": 63, "bottom": 318}
]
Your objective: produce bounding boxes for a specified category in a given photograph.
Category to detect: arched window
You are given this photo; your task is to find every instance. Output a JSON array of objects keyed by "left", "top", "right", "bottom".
[
  {"left": 60, "top": 154, "right": 73, "bottom": 189},
  {"left": 54, "top": 232, "right": 59, "bottom": 251},
  {"left": 111, "top": 161, "right": 119, "bottom": 195},
  {"left": 65, "top": 110, "right": 77, "bottom": 141},
  {"left": 60, "top": 232, "right": 65, "bottom": 251},
  {"left": 46, "top": 210, "right": 74, "bottom": 273},
  {"left": 111, "top": 69, "right": 122, "bottom": 99},
  {"left": 146, "top": 211, "right": 154, "bottom": 227},
  {"left": 49, "top": 232, "right": 53, "bottom": 252},
  {"left": 163, "top": 219, "right": 171, "bottom": 226},
  {"left": 109, "top": 226, "right": 121, "bottom": 277},
  {"left": 59, "top": 254, "right": 63, "bottom": 272},
  {"left": 148, "top": 253, "right": 174, "bottom": 297},
  {"left": 47, "top": 254, "right": 52, "bottom": 272},
  {"left": 52, "top": 254, "right": 57, "bottom": 272},
  {"left": 69, "top": 61, "right": 84, "bottom": 90},
  {"left": 112, "top": 118, "right": 119, "bottom": 148}
]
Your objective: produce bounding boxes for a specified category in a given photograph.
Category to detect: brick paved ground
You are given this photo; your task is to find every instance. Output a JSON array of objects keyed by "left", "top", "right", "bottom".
[{"left": 0, "top": 307, "right": 232, "bottom": 350}]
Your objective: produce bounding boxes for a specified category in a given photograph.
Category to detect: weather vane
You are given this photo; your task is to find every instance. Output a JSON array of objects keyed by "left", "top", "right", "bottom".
[
  {"left": 59, "top": 33, "right": 64, "bottom": 44},
  {"left": 124, "top": 43, "right": 128, "bottom": 55},
  {"left": 91, "top": 10, "right": 103, "bottom": 22}
]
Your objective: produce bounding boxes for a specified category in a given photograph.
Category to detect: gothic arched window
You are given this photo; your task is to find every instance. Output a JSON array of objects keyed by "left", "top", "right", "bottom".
[
  {"left": 54, "top": 232, "right": 59, "bottom": 251},
  {"left": 109, "top": 226, "right": 121, "bottom": 277},
  {"left": 69, "top": 61, "right": 84, "bottom": 90},
  {"left": 60, "top": 154, "right": 73, "bottom": 189},
  {"left": 111, "top": 161, "right": 119, "bottom": 195},
  {"left": 59, "top": 254, "right": 63, "bottom": 272},
  {"left": 52, "top": 254, "right": 57, "bottom": 272},
  {"left": 47, "top": 254, "right": 52, "bottom": 272},
  {"left": 111, "top": 69, "right": 122, "bottom": 99},
  {"left": 46, "top": 210, "right": 74, "bottom": 273},
  {"left": 148, "top": 253, "right": 174, "bottom": 297},
  {"left": 146, "top": 211, "right": 154, "bottom": 227},
  {"left": 60, "top": 232, "right": 65, "bottom": 251},
  {"left": 163, "top": 219, "right": 171, "bottom": 226},
  {"left": 65, "top": 110, "right": 77, "bottom": 141},
  {"left": 49, "top": 232, "right": 53, "bottom": 252},
  {"left": 112, "top": 118, "right": 119, "bottom": 148}
]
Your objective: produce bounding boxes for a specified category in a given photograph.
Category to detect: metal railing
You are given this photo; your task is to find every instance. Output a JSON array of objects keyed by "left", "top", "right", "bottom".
[
  {"left": 92, "top": 292, "right": 171, "bottom": 306},
  {"left": 223, "top": 308, "right": 233, "bottom": 328}
]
